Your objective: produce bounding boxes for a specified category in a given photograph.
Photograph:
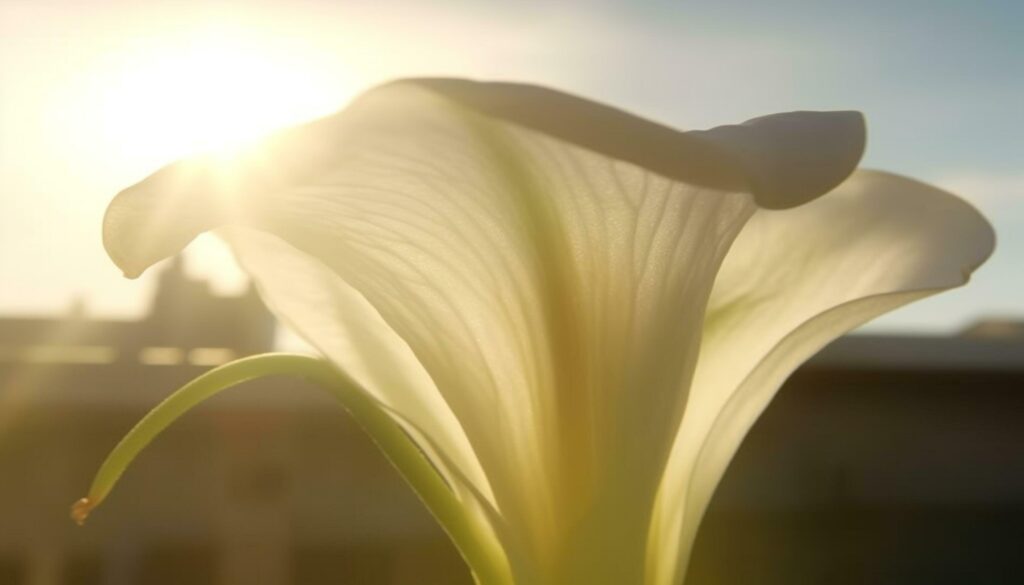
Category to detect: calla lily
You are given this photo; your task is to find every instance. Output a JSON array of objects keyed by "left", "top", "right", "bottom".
[{"left": 80, "top": 79, "right": 993, "bottom": 585}]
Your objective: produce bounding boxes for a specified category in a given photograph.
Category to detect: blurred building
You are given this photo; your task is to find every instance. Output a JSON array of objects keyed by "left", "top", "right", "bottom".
[
  {"left": 0, "top": 261, "right": 469, "bottom": 585},
  {"left": 0, "top": 257, "right": 275, "bottom": 369},
  {"left": 0, "top": 262, "right": 1022, "bottom": 585},
  {"left": 690, "top": 324, "right": 1024, "bottom": 585}
]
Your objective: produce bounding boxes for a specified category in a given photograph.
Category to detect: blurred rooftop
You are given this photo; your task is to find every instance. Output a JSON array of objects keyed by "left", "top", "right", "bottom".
[{"left": 0, "top": 262, "right": 1021, "bottom": 584}]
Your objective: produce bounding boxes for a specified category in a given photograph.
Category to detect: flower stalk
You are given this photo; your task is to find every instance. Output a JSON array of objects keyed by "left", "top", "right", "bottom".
[{"left": 72, "top": 353, "right": 511, "bottom": 585}]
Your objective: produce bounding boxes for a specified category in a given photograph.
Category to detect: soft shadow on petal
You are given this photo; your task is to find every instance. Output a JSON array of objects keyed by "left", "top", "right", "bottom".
[
  {"left": 649, "top": 170, "right": 995, "bottom": 585},
  {"left": 407, "top": 79, "right": 865, "bottom": 209}
]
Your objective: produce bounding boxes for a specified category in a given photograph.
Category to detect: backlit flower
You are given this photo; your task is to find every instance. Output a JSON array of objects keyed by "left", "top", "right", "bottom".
[{"left": 86, "top": 79, "right": 994, "bottom": 585}]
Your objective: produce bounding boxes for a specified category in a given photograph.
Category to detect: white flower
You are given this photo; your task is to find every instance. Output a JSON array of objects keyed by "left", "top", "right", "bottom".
[{"left": 95, "top": 79, "right": 994, "bottom": 585}]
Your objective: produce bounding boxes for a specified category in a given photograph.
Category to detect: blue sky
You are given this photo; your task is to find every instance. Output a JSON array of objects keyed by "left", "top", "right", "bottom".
[{"left": 0, "top": 0, "right": 1020, "bottom": 333}]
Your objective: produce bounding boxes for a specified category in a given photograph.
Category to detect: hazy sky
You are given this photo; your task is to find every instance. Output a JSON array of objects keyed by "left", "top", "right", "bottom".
[{"left": 1, "top": 0, "right": 1020, "bottom": 333}]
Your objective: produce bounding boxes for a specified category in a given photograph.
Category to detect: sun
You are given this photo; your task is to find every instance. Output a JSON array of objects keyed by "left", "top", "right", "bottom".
[
  {"left": 86, "top": 26, "right": 355, "bottom": 169},
  {"left": 63, "top": 23, "right": 357, "bottom": 293}
]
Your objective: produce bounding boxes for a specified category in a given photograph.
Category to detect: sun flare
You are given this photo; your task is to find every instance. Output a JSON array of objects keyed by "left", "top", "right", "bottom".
[
  {"left": 83, "top": 26, "right": 355, "bottom": 168},
  {"left": 57, "top": 23, "right": 359, "bottom": 290}
]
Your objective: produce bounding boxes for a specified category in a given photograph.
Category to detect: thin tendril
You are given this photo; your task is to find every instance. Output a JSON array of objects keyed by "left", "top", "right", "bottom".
[{"left": 71, "top": 352, "right": 510, "bottom": 585}]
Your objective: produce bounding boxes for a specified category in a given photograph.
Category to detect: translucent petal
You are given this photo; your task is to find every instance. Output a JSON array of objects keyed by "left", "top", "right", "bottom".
[
  {"left": 650, "top": 170, "right": 995, "bottom": 585},
  {"left": 221, "top": 227, "right": 500, "bottom": 501},
  {"left": 102, "top": 79, "right": 867, "bottom": 584},
  {"left": 102, "top": 80, "right": 866, "bottom": 278},
  {"left": 408, "top": 79, "right": 865, "bottom": 209}
]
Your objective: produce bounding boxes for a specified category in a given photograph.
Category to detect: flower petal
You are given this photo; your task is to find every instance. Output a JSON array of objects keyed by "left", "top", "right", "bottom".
[
  {"left": 102, "top": 79, "right": 869, "bottom": 583},
  {"left": 220, "top": 226, "right": 496, "bottom": 498},
  {"left": 220, "top": 229, "right": 515, "bottom": 584},
  {"left": 649, "top": 170, "right": 995, "bottom": 585},
  {"left": 103, "top": 79, "right": 866, "bottom": 279},
  {"left": 405, "top": 79, "right": 865, "bottom": 209}
]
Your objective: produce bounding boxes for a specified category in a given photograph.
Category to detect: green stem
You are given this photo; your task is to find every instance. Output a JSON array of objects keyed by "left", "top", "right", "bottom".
[{"left": 71, "top": 353, "right": 509, "bottom": 585}]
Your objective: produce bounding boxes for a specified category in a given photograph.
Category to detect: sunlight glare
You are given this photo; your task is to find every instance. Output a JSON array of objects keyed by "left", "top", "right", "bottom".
[
  {"left": 87, "top": 26, "right": 355, "bottom": 168},
  {"left": 72, "top": 23, "right": 357, "bottom": 290}
]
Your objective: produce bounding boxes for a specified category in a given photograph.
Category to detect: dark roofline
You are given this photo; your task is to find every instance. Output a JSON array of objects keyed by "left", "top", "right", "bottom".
[{"left": 808, "top": 334, "right": 1024, "bottom": 372}]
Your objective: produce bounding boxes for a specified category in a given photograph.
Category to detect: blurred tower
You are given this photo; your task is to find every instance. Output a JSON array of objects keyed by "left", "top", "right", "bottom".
[{"left": 142, "top": 257, "right": 276, "bottom": 357}]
